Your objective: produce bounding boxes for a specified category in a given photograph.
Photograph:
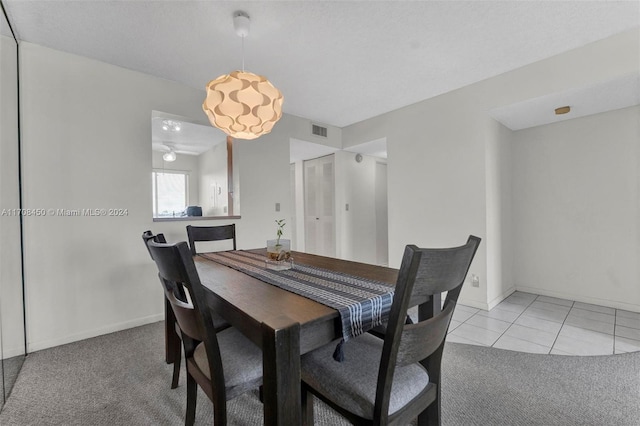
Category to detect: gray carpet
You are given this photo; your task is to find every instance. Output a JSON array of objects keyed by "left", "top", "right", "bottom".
[
  {"left": 2, "top": 354, "right": 25, "bottom": 405},
  {"left": 0, "top": 321, "right": 638, "bottom": 425}
]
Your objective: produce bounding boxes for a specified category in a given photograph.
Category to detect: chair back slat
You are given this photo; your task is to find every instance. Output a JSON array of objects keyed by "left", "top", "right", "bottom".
[
  {"left": 408, "top": 241, "right": 479, "bottom": 307},
  {"left": 187, "top": 224, "right": 236, "bottom": 255},
  {"left": 160, "top": 278, "right": 202, "bottom": 341},
  {"left": 395, "top": 301, "right": 455, "bottom": 367},
  {"left": 149, "top": 240, "right": 193, "bottom": 284}
]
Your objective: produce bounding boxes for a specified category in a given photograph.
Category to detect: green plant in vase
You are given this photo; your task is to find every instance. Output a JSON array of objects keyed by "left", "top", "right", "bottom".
[
  {"left": 268, "top": 219, "right": 291, "bottom": 260},
  {"left": 275, "top": 219, "right": 285, "bottom": 248}
]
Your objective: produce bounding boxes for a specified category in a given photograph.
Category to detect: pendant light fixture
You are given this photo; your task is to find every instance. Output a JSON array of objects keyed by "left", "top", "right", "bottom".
[
  {"left": 202, "top": 11, "right": 284, "bottom": 140},
  {"left": 161, "top": 119, "right": 182, "bottom": 132},
  {"left": 163, "top": 144, "right": 177, "bottom": 162}
]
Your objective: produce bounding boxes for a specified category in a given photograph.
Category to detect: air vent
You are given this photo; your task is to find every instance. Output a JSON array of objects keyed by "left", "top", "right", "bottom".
[{"left": 312, "top": 124, "right": 327, "bottom": 138}]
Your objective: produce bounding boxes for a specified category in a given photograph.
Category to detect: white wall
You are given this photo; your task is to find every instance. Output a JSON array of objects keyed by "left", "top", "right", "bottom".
[
  {"left": 512, "top": 106, "right": 640, "bottom": 311},
  {"left": 375, "top": 161, "right": 389, "bottom": 266},
  {"left": 343, "top": 29, "right": 639, "bottom": 310},
  {"left": 335, "top": 150, "right": 379, "bottom": 264},
  {"left": 485, "top": 120, "right": 514, "bottom": 308},
  {"left": 291, "top": 160, "right": 305, "bottom": 251},
  {"left": 343, "top": 90, "right": 490, "bottom": 308},
  {"left": 19, "top": 42, "right": 298, "bottom": 352}
]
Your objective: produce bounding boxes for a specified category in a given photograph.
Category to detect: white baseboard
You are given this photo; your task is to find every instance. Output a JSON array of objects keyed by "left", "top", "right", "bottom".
[
  {"left": 487, "top": 286, "right": 517, "bottom": 310},
  {"left": 2, "top": 346, "right": 27, "bottom": 359},
  {"left": 515, "top": 285, "right": 640, "bottom": 314},
  {"left": 459, "top": 287, "right": 516, "bottom": 312},
  {"left": 458, "top": 297, "right": 489, "bottom": 311},
  {"left": 27, "top": 313, "right": 164, "bottom": 353}
]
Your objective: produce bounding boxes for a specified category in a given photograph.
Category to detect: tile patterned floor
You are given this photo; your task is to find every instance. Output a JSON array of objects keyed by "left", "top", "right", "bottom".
[{"left": 444, "top": 292, "right": 640, "bottom": 355}]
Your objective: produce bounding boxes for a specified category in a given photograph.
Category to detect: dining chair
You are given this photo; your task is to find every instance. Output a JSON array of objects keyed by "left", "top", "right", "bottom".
[
  {"left": 300, "top": 235, "right": 481, "bottom": 426},
  {"left": 147, "top": 239, "right": 263, "bottom": 426},
  {"left": 143, "top": 230, "right": 229, "bottom": 390},
  {"left": 143, "top": 230, "right": 187, "bottom": 389},
  {"left": 186, "top": 224, "right": 236, "bottom": 256}
]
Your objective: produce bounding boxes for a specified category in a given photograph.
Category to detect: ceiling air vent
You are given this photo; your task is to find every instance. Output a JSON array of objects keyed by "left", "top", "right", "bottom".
[{"left": 312, "top": 124, "right": 328, "bottom": 138}]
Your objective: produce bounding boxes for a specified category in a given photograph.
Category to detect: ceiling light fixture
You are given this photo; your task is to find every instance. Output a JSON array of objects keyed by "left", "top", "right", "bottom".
[
  {"left": 163, "top": 146, "right": 177, "bottom": 162},
  {"left": 555, "top": 106, "right": 571, "bottom": 115},
  {"left": 162, "top": 119, "right": 182, "bottom": 132},
  {"left": 202, "top": 11, "right": 284, "bottom": 140}
]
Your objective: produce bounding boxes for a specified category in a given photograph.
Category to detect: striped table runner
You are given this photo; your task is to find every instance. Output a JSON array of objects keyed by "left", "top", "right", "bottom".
[{"left": 200, "top": 250, "right": 394, "bottom": 346}]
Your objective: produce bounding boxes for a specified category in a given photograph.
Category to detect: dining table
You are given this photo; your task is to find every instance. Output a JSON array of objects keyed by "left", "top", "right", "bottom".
[{"left": 164, "top": 249, "right": 441, "bottom": 425}]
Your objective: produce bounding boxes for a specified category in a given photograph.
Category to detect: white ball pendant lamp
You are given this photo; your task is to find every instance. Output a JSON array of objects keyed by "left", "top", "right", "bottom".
[{"left": 203, "top": 11, "right": 284, "bottom": 140}]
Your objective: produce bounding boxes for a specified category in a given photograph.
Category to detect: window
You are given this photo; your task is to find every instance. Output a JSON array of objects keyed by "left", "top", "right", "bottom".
[{"left": 153, "top": 171, "right": 188, "bottom": 218}]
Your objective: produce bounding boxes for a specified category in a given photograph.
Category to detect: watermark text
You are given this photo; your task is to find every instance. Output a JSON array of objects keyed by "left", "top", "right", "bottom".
[{"left": 1, "top": 208, "right": 129, "bottom": 217}]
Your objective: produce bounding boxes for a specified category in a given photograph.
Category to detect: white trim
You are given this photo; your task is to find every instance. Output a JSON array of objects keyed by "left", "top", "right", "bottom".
[
  {"left": 459, "top": 286, "right": 516, "bottom": 311},
  {"left": 516, "top": 285, "right": 640, "bottom": 314},
  {"left": 26, "top": 313, "right": 164, "bottom": 353},
  {"left": 458, "top": 297, "right": 489, "bottom": 311},
  {"left": 487, "top": 286, "right": 517, "bottom": 310},
  {"left": 1, "top": 346, "right": 27, "bottom": 360}
]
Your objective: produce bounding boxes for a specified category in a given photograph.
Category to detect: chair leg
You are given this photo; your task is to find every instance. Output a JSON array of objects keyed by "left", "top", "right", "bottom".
[
  {"left": 213, "top": 400, "right": 227, "bottom": 426},
  {"left": 185, "top": 373, "right": 197, "bottom": 426},
  {"left": 301, "top": 387, "right": 314, "bottom": 426},
  {"left": 171, "top": 345, "right": 182, "bottom": 389},
  {"left": 418, "top": 397, "right": 440, "bottom": 426}
]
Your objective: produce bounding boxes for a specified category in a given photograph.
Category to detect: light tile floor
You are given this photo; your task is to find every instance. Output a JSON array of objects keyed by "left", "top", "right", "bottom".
[{"left": 444, "top": 292, "right": 640, "bottom": 355}]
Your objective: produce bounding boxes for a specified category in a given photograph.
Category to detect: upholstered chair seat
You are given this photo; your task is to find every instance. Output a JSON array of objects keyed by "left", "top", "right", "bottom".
[
  {"left": 301, "top": 333, "right": 430, "bottom": 419},
  {"left": 191, "top": 328, "right": 262, "bottom": 400}
]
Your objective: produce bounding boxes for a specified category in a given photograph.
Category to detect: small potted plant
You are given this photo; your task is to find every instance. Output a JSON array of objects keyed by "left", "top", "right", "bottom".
[{"left": 267, "top": 219, "right": 291, "bottom": 261}]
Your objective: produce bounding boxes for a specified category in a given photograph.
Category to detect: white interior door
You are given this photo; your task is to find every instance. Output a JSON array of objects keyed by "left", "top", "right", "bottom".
[{"left": 304, "top": 155, "right": 335, "bottom": 256}]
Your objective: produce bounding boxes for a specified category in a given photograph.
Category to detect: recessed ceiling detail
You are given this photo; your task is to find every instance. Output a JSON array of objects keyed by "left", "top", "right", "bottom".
[{"left": 489, "top": 73, "right": 640, "bottom": 131}]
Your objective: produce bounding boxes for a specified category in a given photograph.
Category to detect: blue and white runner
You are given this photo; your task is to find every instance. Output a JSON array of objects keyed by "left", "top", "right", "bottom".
[{"left": 200, "top": 250, "right": 394, "bottom": 343}]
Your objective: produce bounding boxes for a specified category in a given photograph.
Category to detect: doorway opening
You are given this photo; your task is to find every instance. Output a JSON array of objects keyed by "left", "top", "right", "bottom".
[{"left": 290, "top": 138, "right": 388, "bottom": 265}]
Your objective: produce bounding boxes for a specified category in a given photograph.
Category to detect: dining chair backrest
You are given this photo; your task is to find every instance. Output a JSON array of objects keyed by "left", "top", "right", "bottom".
[
  {"left": 143, "top": 230, "right": 188, "bottom": 302},
  {"left": 147, "top": 240, "right": 228, "bottom": 401},
  {"left": 374, "top": 235, "right": 481, "bottom": 421},
  {"left": 406, "top": 237, "right": 480, "bottom": 308},
  {"left": 186, "top": 224, "right": 236, "bottom": 256},
  {"left": 142, "top": 230, "right": 166, "bottom": 260}
]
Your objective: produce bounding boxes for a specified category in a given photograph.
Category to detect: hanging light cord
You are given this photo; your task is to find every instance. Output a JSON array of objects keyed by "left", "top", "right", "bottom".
[{"left": 241, "top": 35, "right": 245, "bottom": 72}]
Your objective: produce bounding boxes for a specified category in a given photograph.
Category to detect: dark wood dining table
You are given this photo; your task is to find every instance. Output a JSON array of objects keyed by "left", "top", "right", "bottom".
[{"left": 167, "top": 249, "right": 399, "bottom": 425}]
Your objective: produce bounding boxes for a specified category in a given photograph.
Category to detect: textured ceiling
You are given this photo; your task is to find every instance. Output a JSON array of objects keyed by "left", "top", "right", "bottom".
[{"left": 4, "top": 1, "right": 640, "bottom": 128}]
